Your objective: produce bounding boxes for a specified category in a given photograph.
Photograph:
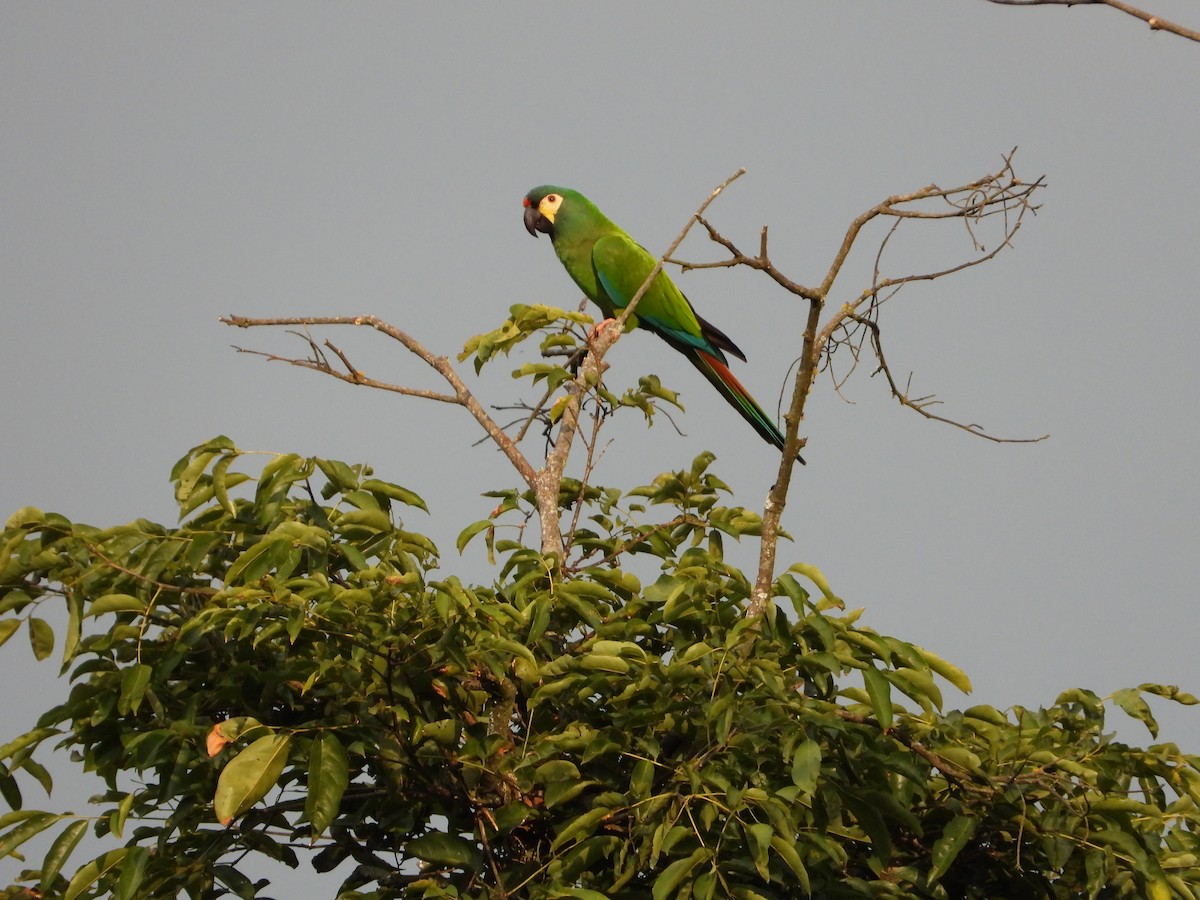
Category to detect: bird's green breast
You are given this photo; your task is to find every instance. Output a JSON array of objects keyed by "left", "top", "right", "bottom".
[{"left": 551, "top": 225, "right": 619, "bottom": 319}]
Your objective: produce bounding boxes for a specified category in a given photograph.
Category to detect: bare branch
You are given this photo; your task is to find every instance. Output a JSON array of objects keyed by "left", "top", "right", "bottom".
[
  {"left": 984, "top": 0, "right": 1200, "bottom": 43},
  {"left": 846, "top": 313, "right": 1050, "bottom": 444},
  {"left": 667, "top": 152, "right": 1047, "bottom": 618},
  {"left": 229, "top": 345, "right": 461, "bottom": 405},
  {"left": 668, "top": 216, "right": 821, "bottom": 302},
  {"left": 816, "top": 156, "right": 1045, "bottom": 433},
  {"left": 222, "top": 314, "right": 539, "bottom": 491}
]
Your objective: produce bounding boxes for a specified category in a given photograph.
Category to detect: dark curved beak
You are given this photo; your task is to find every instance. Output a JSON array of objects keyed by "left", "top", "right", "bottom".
[
  {"left": 523, "top": 205, "right": 541, "bottom": 237},
  {"left": 523, "top": 204, "right": 552, "bottom": 238}
]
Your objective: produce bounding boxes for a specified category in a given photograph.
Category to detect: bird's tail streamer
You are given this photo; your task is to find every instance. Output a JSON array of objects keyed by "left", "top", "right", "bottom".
[{"left": 690, "top": 350, "right": 804, "bottom": 464}]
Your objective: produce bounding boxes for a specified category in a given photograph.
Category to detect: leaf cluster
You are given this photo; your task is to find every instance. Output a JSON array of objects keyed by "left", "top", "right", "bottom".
[{"left": 1, "top": 439, "right": 1199, "bottom": 898}]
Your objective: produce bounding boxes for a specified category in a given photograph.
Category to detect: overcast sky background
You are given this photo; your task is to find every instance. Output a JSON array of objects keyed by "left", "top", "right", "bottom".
[{"left": 2, "top": 3, "right": 1198, "bottom": 893}]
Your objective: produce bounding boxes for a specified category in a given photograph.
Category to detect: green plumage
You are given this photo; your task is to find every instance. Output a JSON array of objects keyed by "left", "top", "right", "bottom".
[{"left": 522, "top": 185, "right": 802, "bottom": 463}]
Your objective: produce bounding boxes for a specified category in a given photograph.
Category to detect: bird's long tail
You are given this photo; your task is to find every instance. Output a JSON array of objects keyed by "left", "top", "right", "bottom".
[{"left": 687, "top": 348, "right": 805, "bottom": 465}]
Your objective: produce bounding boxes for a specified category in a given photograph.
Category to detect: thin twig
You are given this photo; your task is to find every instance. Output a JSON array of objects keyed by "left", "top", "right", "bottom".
[
  {"left": 221, "top": 315, "right": 539, "bottom": 490},
  {"left": 566, "top": 515, "right": 707, "bottom": 575},
  {"left": 984, "top": 0, "right": 1200, "bottom": 43},
  {"left": 846, "top": 313, "right": 1050, "bottom": 444},
  {"left": 230, "top": 346, "right": 460, "bottom": 404}
]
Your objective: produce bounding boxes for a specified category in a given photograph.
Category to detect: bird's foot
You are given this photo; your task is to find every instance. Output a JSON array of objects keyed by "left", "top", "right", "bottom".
[{"left": 587, "top": 318, "right": 618, "bottom": 345}]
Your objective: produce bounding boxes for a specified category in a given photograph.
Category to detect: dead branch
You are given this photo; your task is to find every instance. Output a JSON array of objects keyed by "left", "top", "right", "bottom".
[
  {"left": 846, "top": 313, "right": 1050, "bottom": 444},
  {"left": 665, "top": 152, "right": 1046, "bottom": 617},
  {"left": 221, "top": 314, "right": 540, "bottom": 494},
  {"left": 816, "top": 157, "right": 1043, "bottom": 433},
  {"left": 984, "top": 0, "right": 1200, "bottom": 43}
]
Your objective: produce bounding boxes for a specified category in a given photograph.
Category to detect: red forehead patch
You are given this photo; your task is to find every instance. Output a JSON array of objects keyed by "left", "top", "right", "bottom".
[{"left": 522, "top": 197, "right": 532, "bottom": 207}]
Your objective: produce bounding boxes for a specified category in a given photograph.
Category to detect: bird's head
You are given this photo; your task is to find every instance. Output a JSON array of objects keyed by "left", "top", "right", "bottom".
[{"left": 522, "top": 186, "right": 567, "bottom": 239}]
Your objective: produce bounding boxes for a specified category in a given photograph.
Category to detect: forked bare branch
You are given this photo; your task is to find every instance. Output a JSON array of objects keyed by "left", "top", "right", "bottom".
[
  {"left": 222, "top": 314, "right": 539, "bottom": 491},
  {"left": 667, "top": 152, "right": 1046, "bottom": 615}
]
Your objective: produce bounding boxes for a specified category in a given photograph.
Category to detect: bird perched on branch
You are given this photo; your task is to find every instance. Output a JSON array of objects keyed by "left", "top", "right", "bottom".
[{"left": 522, "top": 185, "right": 803, "bottom": 463}]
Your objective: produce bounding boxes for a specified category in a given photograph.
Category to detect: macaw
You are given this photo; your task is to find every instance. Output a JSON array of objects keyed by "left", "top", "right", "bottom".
[{"left": 522, "top": 185, "right": 803, "bottom": 463}]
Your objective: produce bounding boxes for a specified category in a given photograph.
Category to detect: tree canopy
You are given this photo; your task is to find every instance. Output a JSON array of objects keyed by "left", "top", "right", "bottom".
[
  {"left": 2, "top": 436, "right": 1199, "bottom": 898},
  {"left": 3, "top": 159, "right": 1200, "bottom": 899}
]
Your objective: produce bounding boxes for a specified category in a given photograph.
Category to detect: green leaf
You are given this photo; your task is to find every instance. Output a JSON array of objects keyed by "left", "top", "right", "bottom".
[
  {"left": 0, "top": 769, "right": 21, "bottom": 810},
  {"left": 175, "top": 448, "right": 219, "bottom": 505},
  {"left": 582, "top": 653, "right": 630, "bottom": 674},
  {"left": 0, "top": 727, "right": 59, "bottom": 762},
  {"left": 0, "top": 617, "right": 20, "bottom": 649},
  {"left": 629, "top": 758, "right": 654, "bottom": 801},
  {"left": 0, "top": 811, "right": 59, "bottom": 859},
  {"left": 20, "top": 758, "right": 52, "bottom": 797},
  {"left": 305, "top": 733, "right": 349, "bottom": 840},
  {"left": 212, "top": 452, "right": 238, "bottom": 516},
  {"left": 65, "top": 848, "right": 129, "bottom": 900},
  {"left": 887, "top": 665, "right": 942, "bottom": 711},
  {"left": 214, "top": 733, "right": 292, "bottom": 825},
  {"left": 936, "top": 745, "right": 983, "bottom": 774},
  {"left": 653, "top": 847, "right": 709, "bottom": 900},
  {"left": 0, "top": 589, "right": 34, "bottom": 617},
  {"left": 1111, "top": 687, "right": 1158, "bottom": 738},
  {"left": 86, "top": 594, "right": 147, "bottom": 617},
  {"left": 790, "top": 740, "right": 822, "bottom": 796},
  {"left": 212, "top": 863, "right": 257, "bottom": 897},
  {"left": 28, "top": 617, "right": 54, "bottom": 660},
  {"left": 535, "top": 760, "right": 581, "bottom": 784},
  {"left": 118, "top": 663, "right": 154, "bottom": 715},
  {"left": 785, "top": 562, "right": 844, "bottom": 610},
  {"left": 61, "top": 589, "right": 83, "bottom": 666},
  {"left": 316, "top": 458, "right": 359, "bottom": 493},
  {"left": 336, "top": 508, "right": 392, "bottom": 535},
  {"left": 224, "top": 536, "right": 290, "bottom": 586},
  {"left": 1138, "top": 683, "right": 1199, "bottom": 705},
  {"left": 744, "top": 822, "right": 773, "bottom": 880},
  {"left": 456, "top": 519, "right": 492, "bottom": 554},
  {"left": 1089, "top": 797, "right": 1165, "bottom": 818},
  {"left": 552, "top": 807, "right": 612, "bottom": 851},
  {"left": 863, "top": 666, "right": 893, "bottom": 729},
  {"left": 39, "top": 819, "right": 88, "bottom": 894},
  {"left": 110, "top": 792, "right": 136, "bottom": 839},
  {"left": 113, "top": 845, "right": 148, "bottom": 900},
  {"left": 928, "top": 815, "right": 978, "bottom": 885},
  {"left": 769, "top": 835, "right": 811, "bottom": 892},
  {"left": 915, "top": 644, "right": 973, "bottom": 694},
  {"left": 406, "top": 832, "right": 482, "bottom": 870},
  {"left": 360, "top": 478, "right": 428, "bottom": 512}
]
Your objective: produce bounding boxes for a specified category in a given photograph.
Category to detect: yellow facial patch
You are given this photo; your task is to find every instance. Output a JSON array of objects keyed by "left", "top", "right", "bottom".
[{"left": 538, "top": 193, "right": 563, "bottom": 223}]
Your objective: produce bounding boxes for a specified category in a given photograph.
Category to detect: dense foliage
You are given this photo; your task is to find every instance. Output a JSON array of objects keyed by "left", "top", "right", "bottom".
[{"left": 2, "top": 433, "right": 1199, "bottom": 899}]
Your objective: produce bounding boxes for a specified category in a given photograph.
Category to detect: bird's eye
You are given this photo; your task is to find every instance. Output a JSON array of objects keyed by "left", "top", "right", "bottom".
[{"left": 546, "top": 194, "right": 558, "bottom": 203}]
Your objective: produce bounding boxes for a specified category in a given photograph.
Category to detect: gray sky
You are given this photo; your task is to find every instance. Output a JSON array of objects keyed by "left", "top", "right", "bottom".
[{"left": 3, "top": 3, "right": 1198, "bottom": 893}]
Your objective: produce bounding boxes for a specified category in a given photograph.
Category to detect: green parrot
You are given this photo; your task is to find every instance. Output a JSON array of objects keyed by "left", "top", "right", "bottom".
[{"left": 522, "top": 186, "right": 803, "bottom": 463}]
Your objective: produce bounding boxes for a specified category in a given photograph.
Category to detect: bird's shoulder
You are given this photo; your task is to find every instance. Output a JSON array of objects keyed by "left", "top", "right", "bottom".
[{"left": 591, "top": 232, "right": 655, "bottom": 276}]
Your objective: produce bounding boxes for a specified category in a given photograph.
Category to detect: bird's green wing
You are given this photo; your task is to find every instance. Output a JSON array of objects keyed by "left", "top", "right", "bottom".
[{"left": 591, "top": 234, "right": 710, "bottom": 352}]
